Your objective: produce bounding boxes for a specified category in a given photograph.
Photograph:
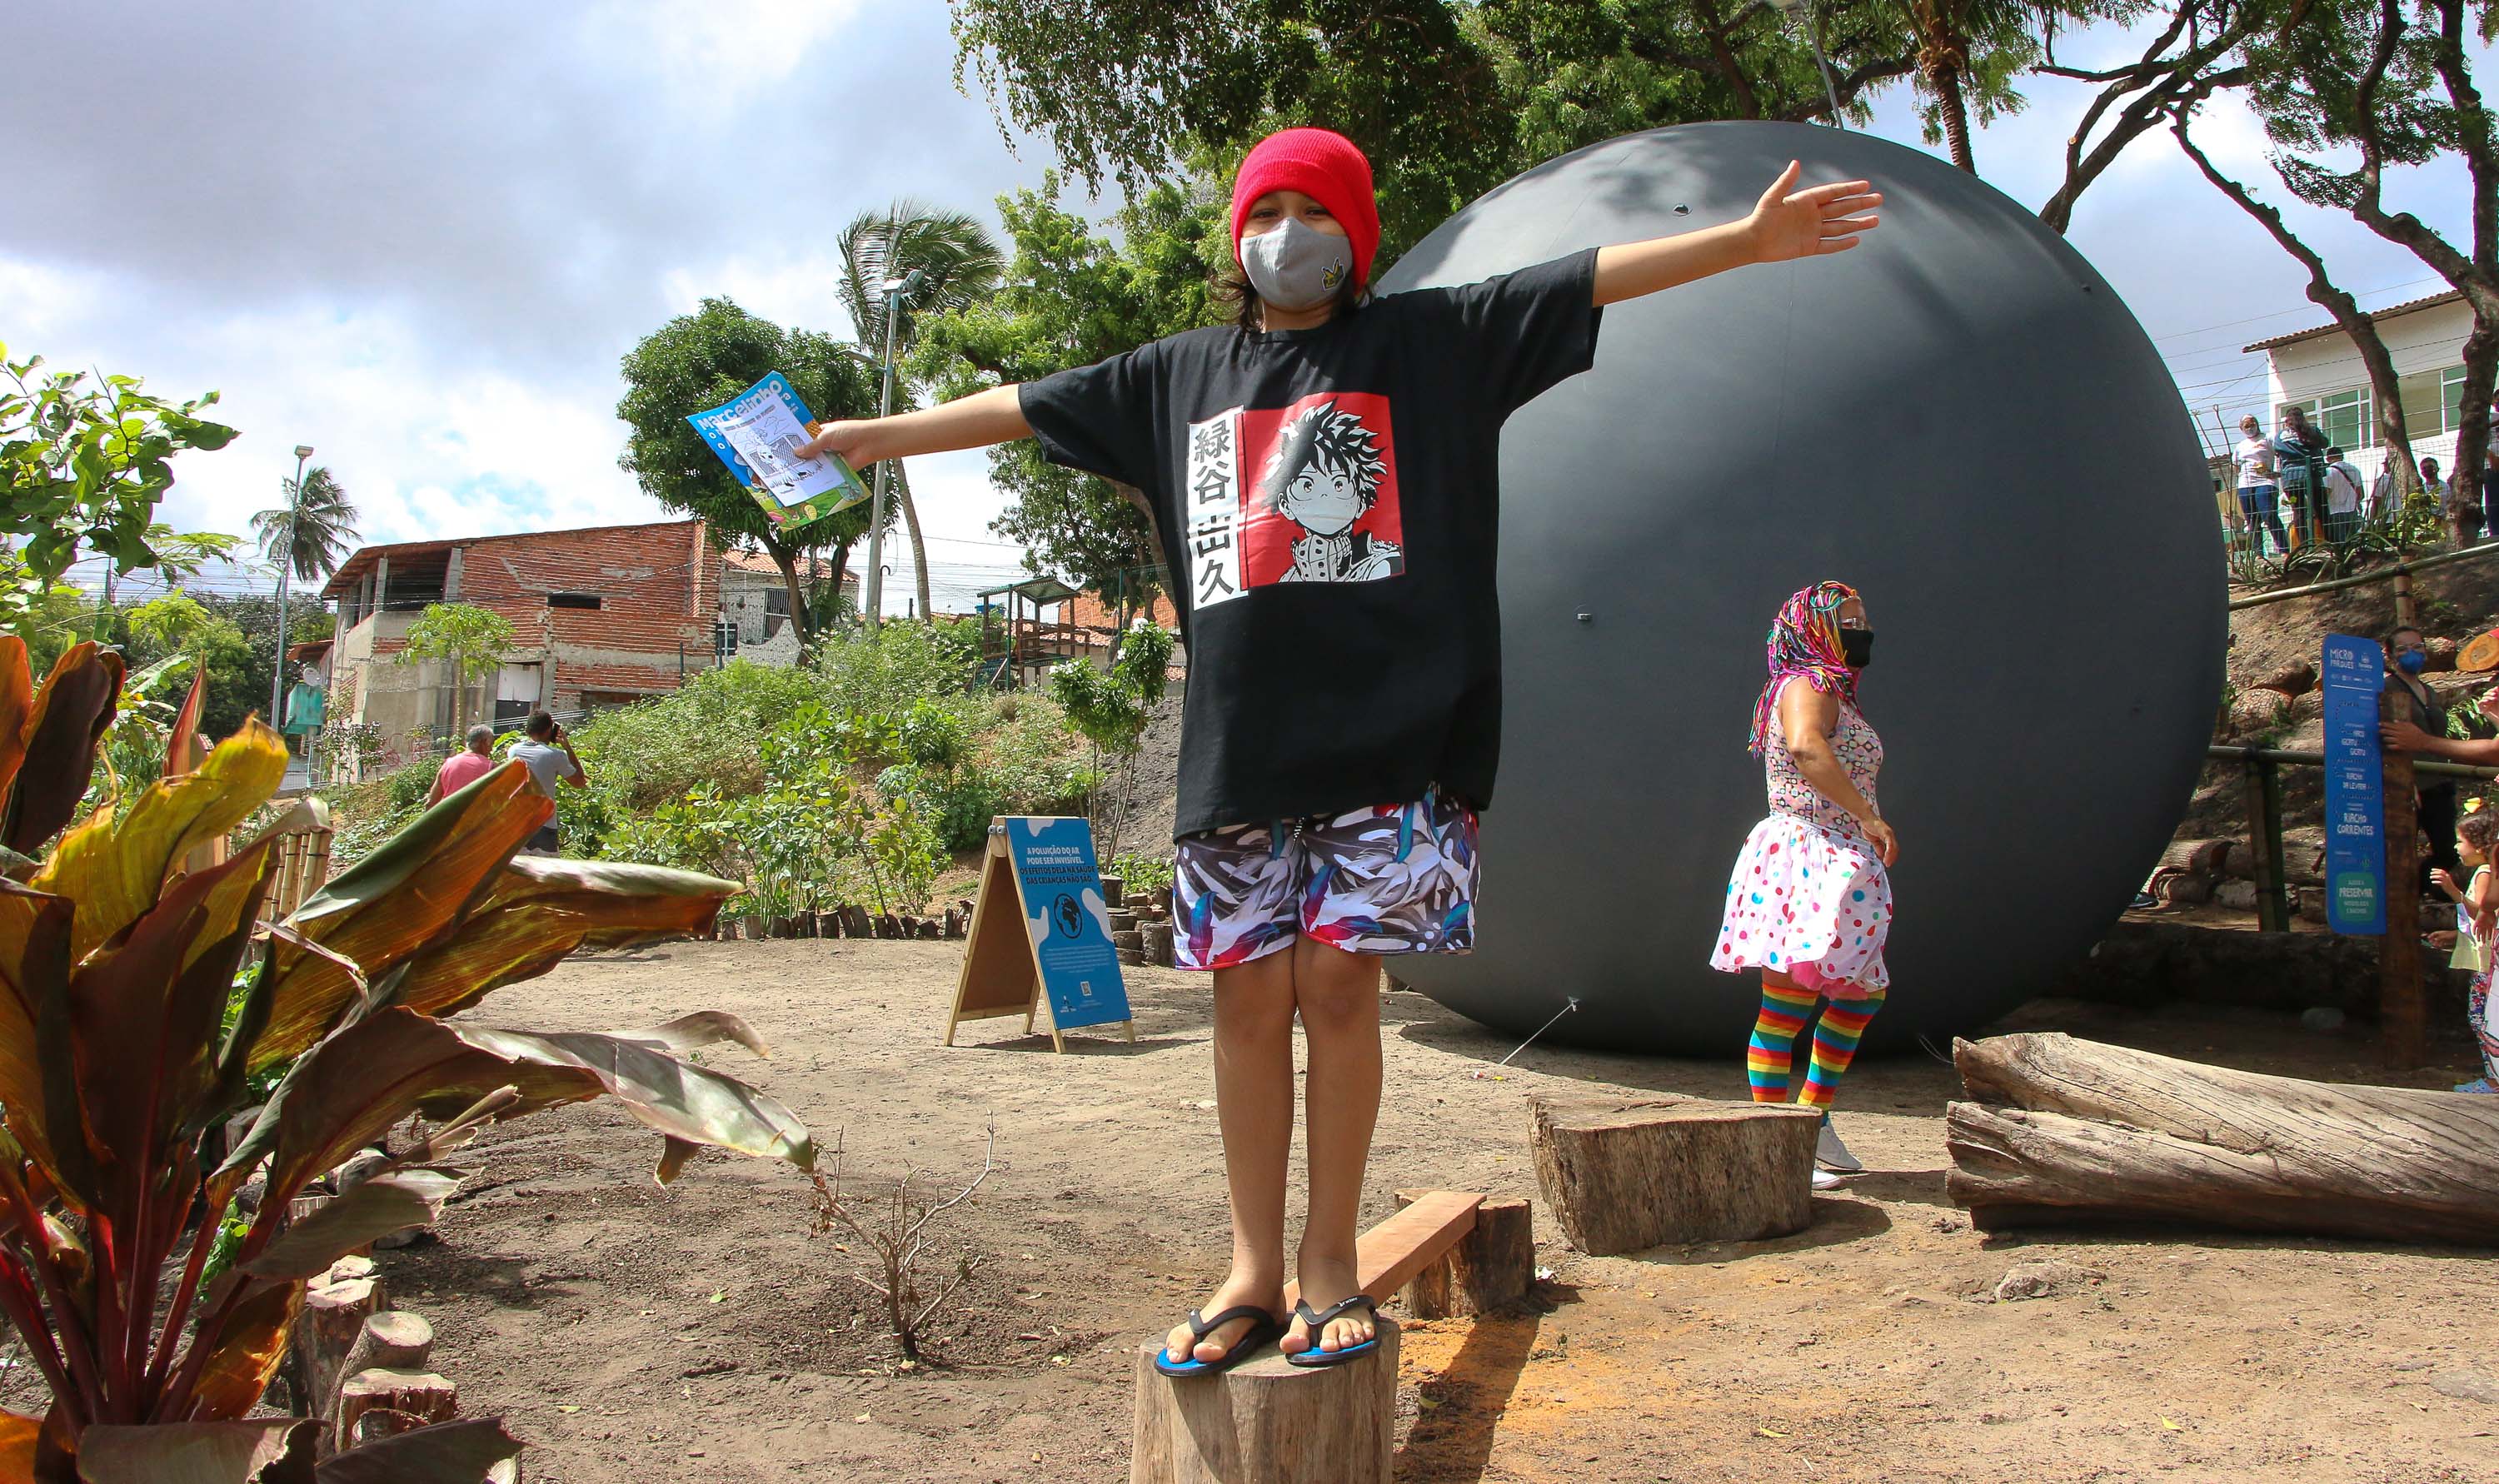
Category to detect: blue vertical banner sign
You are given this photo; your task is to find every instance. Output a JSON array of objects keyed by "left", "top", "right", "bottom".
[
  {"left": 1004, "top": 817, "right": 1133, "bottom": 1031},
  {"left": 2321, "top": 635, "right": 2388, "bottom": 936}
]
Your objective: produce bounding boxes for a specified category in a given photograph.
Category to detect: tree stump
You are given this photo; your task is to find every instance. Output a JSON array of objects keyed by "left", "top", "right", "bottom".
[
  {"left": 1530, "top": 1095, "right": 1821, "bottom": 1253},
  {"left": 1946, "top": 1033, "right": 2499, "bottom": 1243},
  {"left": 1140, "top": 921, "right": 1174, "bottom": 968},
  {"left": 1129, "top": 1317, "right": 1399, "bottom": 1483},
  {"left": 335, "top": 1369, "right": 458, "bottom": 1449},
  {"left": 1394, "top": 1191, "right": 1533, "bottom": 1317},
  {"left": 335, "top": 1312, "right": 434, "bottom": 1422},
  {"left": 292, "top": 1262, "right": 386, "bottom": 1445}
]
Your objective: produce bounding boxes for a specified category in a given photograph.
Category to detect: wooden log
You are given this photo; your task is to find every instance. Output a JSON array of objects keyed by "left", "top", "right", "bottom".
[
  {"left": 1140, "top": 921, "right": 1174, "bottom": 968},
  {"left": 1130, "top": 1317, "right": 1399, "bottom": 1484},
  {"left": 1530, "top": 1095, "right": 1821, "bottom": 1254},
  {"left": 1945, "top": 1032, "right": 2499, "bottom": 1244},
  {"left": 335, "top": 1369, "right": 458, "bottom": 1451},
  {"left": 1393, "top": 1191, "right": 1533, "bottom": 1318},
  {"left": 335, "top": 1312, "right": 434, "bottom": 1407},
  {"left": 292, "top": 1269, "right": 385, "bottom": 1444}
]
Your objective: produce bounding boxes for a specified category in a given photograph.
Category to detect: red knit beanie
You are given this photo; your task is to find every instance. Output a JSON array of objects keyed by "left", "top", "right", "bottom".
[{"left": 1230, "top": 127, "right": 1382, "bottom": 288}]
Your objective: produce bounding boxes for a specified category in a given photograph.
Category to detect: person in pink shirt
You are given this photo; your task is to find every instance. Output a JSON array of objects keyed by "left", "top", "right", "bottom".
[{"left": 428, "top": 724, "right": 499, "bottom": 804}]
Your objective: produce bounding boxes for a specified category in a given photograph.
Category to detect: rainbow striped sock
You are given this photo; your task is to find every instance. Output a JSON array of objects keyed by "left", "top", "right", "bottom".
[
  {"left": 1798, "top": 990, "right": 1886, "bottom": 1109},
  {"left": 1746, "top": 982, "right": 1820, "bottom": 1103}
]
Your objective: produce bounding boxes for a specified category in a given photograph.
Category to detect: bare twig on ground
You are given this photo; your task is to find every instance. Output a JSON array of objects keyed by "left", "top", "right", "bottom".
[{"left": 808, "top": 1123, "right": 997, "bottom": 1362}]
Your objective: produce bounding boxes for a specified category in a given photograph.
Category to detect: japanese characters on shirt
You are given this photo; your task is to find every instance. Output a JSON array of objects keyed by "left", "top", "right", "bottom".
[{"left": 1184, "top": 392, "right": 1404, "bottom": 611}]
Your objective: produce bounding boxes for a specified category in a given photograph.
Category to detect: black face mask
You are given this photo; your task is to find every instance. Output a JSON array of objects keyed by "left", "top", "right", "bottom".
[{"left": 1841, "top": 629, "right": 1875, "bottom": 668}]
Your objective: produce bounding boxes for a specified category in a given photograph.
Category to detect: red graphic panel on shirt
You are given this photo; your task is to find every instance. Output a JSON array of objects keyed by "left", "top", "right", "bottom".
[{"left": 1183, "top": 391, "right": 1403, "bottom": 612}]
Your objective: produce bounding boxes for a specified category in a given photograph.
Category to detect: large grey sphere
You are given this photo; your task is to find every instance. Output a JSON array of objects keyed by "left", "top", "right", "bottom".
[{"left": 1383, "top": 122, "right": 2222, "bottom": 1054}]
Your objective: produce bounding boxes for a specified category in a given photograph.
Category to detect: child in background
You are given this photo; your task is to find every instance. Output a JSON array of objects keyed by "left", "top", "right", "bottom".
[{"left": 2429, "top": 803, "right": 2498, "bottom": 1093}]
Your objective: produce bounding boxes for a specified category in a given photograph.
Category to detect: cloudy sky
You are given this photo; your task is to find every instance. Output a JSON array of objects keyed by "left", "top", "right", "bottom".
[{"left": 8, "top": 3, "right": 2482, "bottom": 613}]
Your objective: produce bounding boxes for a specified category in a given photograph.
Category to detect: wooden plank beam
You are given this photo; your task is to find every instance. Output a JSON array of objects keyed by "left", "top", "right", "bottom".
[{"left": 1283, "top": 1191, "right": 1482, "bottom": 1311}]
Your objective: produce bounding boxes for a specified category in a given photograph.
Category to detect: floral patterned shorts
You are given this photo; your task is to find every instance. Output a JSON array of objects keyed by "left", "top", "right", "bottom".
[{"left": 1172, "top": 787, "right": 1479, "bottom": 971}]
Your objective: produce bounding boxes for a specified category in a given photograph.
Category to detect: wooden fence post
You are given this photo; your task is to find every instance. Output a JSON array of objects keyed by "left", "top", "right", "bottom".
[{"left": 2379, "top": 690, "right": 2426, "bottom": 1069}]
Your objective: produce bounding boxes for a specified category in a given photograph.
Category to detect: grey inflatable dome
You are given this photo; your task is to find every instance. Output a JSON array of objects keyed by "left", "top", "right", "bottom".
[{"left": 1383, "top": 122, "right": 2222, "bottom": 1054}]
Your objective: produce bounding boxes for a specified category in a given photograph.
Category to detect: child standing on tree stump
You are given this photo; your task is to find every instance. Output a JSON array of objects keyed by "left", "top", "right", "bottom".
[{"left": 799, "top": 127, "right": 1880, "bottom": 1372}]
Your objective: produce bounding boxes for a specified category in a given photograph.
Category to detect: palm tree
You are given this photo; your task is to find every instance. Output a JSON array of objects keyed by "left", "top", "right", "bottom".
[
  {"left": 835, "top": 202, "right": 1005, "bottom": 622},
  {"left": 249, "top": 466, "right": 360, "bottom": 583},
  {"left": 1893, "top": 0, "right": 2048, "bottom": 174}
]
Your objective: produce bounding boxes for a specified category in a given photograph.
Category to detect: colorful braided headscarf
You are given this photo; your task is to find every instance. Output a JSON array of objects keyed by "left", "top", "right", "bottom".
[{"left": 1748, "top": 580, "right": 1862, "bottom": 757}]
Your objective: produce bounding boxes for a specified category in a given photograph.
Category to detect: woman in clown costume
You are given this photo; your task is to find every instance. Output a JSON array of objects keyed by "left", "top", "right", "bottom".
[{"left": 1711, "top": 581, "right": 1898, "bottom": 1188}]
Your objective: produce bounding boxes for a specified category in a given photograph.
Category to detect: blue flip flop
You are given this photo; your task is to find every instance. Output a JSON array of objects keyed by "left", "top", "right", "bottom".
[
  {"left": 1284, "top": 1295, "right": 1380, "bottom": 1368},
  {"left": 1153, "top": 1305, "right": 1283, "bottom": 1377}
]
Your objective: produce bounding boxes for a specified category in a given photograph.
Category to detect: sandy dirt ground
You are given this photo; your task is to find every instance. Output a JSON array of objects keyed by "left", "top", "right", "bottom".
[{"left": 374, "top": 940, "right": 2498, "bottom": 1483}]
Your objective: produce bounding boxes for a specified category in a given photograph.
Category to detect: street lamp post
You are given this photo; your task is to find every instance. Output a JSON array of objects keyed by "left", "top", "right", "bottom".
[
  {"left": 862, "top": 269, "right": 923, "bottom": 632},
  {"left": 269, "top": 445, "right": 313, "bottom": 734}
]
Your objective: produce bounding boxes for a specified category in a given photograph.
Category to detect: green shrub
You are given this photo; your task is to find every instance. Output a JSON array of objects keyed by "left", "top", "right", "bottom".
[
  {"left": 569, "top": 660, "right": 833, "bottom": 809},
  {"left": 385, "top": 756, "right": 436, "bottom": 813},
  {"left": 878, "top": 760, "right": 1006, "bottom": 854},
  {"left": 980, "top": 692, "right": 1099, "bottom": 815},
  {"left": 815, "top": 621, "right": 976, "bottom": 716},
  {"left": 1108, "top": 851, "right": 1174, "bottom": 894}
]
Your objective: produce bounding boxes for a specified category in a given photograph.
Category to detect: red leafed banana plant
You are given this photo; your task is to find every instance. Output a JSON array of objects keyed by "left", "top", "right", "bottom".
[{"left": 0, "top": 638, "right": 814, "bottom": 1482}]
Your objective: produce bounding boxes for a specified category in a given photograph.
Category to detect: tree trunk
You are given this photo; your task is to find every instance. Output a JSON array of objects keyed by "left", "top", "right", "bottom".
[
  {"left": 1392, "top": 1191, "right": 1534, "bottom": 1319},
  {"left": 827, "top": 535, "right": 857, "bottom": 627},
  {"left": 763, "top": 539, "right": 812, "bottom": 645},
  {"left": 292, "top": 1261, "right": 386, "bottom": 1446},
  {"left": 1529, "top": 1094, "right": 1821, "bottom": 1253},
  {"left": 895, "top": 463, "right": 932, "bottom": 622},
  {"left": 2172, "top": 117, "right": 2422, "bottom": 516},
  {"left": 1936, "top": 65, "right": 1975, "bottom": 173},
  {"left": 2455, "top": 317, "right": 2498, "bottom": 540},
  {"left": 1945, "top": 1033, "right": 2499, "bottom": 1244},
  {"left": 334, "top": 1368, "right": 458, "bottom": 1451},
  {"left": 1129, "top": 1319, "right": 1399, "bottom": 1484}
]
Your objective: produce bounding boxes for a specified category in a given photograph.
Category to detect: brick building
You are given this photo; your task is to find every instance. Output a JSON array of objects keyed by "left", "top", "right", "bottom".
[{"left": 319, "top": 518, "right": 845, "bottom": 772}]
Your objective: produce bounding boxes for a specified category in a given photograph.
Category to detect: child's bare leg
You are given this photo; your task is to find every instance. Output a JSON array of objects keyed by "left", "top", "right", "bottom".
[
  {"left": 1284, "top": 936, "right": 1383, "bottom": 1356},
  {"left": 1165, "top": 951, "right": 1297, "bottom": 1362}
]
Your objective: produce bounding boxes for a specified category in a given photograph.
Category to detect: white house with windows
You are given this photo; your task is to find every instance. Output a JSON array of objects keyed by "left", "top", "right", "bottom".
[{"left": 2245, "top": 290, "right": 2474, "bottom": 490}]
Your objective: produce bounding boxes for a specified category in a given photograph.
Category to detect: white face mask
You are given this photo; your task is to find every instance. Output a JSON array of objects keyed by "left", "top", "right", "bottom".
[{"left": 1240, "top": 217, "right": 1354, "bottom": 314}]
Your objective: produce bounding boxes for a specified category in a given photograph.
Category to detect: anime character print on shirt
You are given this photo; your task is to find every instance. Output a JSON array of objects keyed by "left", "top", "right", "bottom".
[{"left": 1185, "top": 391, "right": 1404, "bottom": 609}]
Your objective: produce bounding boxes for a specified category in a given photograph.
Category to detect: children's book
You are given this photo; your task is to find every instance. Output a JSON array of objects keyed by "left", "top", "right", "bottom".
[{"left": 686, "top": 372, "right": 870, "bottom": 530}]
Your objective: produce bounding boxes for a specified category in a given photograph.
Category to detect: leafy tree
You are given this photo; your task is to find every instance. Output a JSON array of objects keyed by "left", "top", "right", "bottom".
[
  {"left": 912, "top": 176, "right": 1221, "bottom": 603},
  {"left": 249, "top": 465, "right": 361, "bottom": 582},
  {"left": 397, "top": 601, "right": 516, "bottom": 735},
  {"left": 617, "top": 299, "right": 886, "bottom": 642},
  {"left": 950, "top": 1, "right": 1949, "bottom": 256},
  {"left": 837, "top": 202, "right": 1008, "bottom": 624},
  {"left": 2033, "top": 0, "right": 2286, "bottom": 233},
  {"left": 1, "top": 345, "right": 241, "bottom": 623},
  {"left": 2222, "top": 0, "right": 2499, "bottom": 534}
]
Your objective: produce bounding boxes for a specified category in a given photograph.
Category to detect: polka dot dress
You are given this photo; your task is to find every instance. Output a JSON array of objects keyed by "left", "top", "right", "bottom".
[{"left": 1710, "top": 681, "right": 1892, "bottom": 995}]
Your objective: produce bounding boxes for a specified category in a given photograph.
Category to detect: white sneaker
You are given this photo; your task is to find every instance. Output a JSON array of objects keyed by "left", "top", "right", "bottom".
[
  {"left": 1815, "top": 1121, "right": 1863, "bottom": 1173},
  {"left": 1811, "top": 1168, "right": 1845, "bottom": 1191}
]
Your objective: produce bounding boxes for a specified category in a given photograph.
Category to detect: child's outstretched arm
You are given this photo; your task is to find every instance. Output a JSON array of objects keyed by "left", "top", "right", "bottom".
[
  {"left": 1591, "top": 162, "right": 1881, "bottom": 307},
  {"left": 795, "top": 383, "right": 1032, "bottom": 466}
]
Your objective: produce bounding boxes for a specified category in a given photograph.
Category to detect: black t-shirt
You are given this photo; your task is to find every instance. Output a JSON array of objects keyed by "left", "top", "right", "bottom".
[{"left": 1020, "top": 249, "right": 1604, "bottom": 838}]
